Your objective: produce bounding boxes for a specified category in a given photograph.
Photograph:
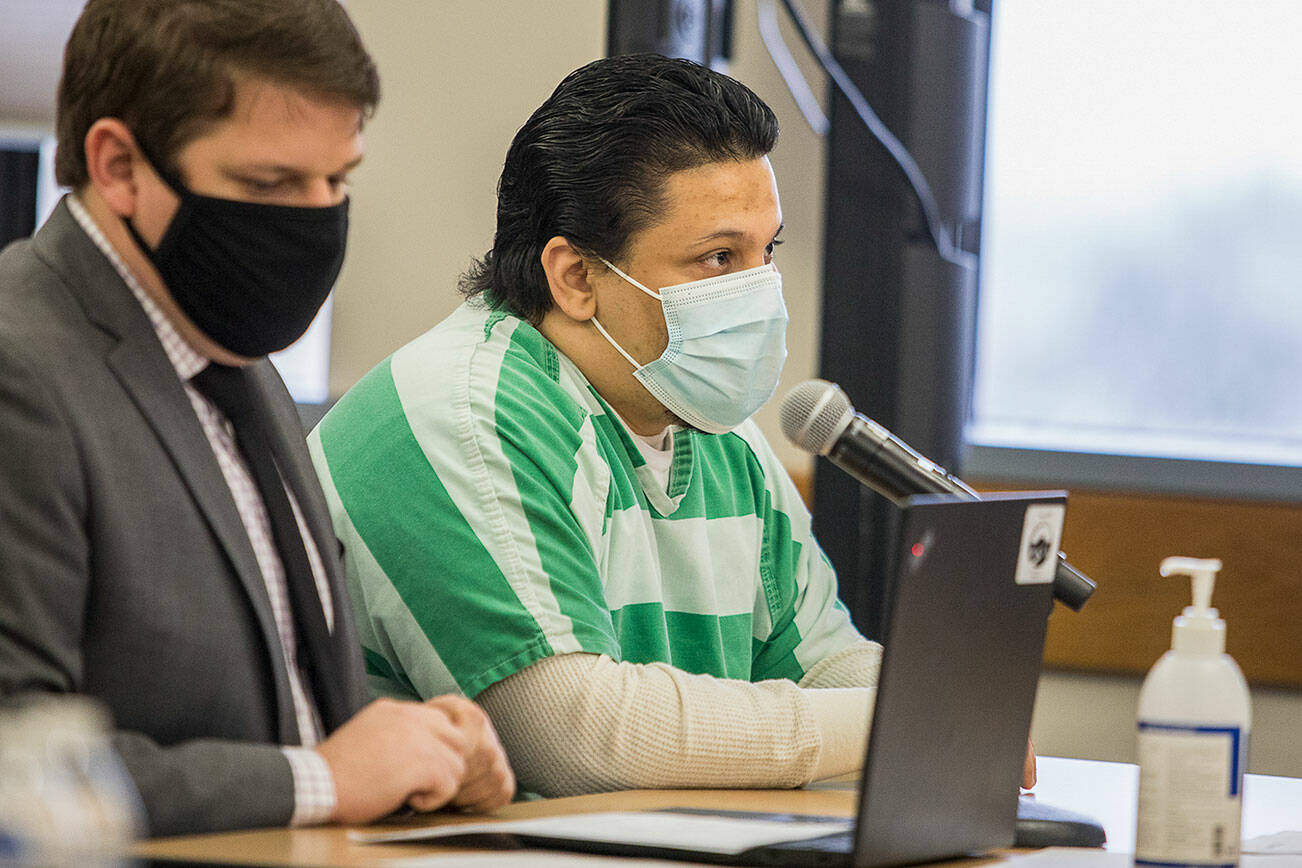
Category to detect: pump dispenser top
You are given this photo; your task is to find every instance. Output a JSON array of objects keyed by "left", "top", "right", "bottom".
[{"left": 1159, "top": 556, "right": 1225, "bottom": 654}]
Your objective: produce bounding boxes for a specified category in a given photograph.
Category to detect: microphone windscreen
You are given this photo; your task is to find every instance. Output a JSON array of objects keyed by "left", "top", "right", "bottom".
[{"left": 779, "top": 379, "right": 853, "bottom": 456}]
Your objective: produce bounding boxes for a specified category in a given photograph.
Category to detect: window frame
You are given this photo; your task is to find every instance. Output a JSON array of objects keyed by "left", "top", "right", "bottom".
[{"left": 963, "top": 442, "right": 1302, "bottom": 505}]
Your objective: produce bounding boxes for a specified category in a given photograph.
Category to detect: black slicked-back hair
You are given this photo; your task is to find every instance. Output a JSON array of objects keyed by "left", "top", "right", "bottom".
[{"left": 459, "top": 53, "right": 778, "bottom": 323}]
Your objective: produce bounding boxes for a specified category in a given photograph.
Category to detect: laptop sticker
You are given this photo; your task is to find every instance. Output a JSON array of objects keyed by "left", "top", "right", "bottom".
[{"left": 1014, "top": 503, "right": 1065, "bottom": 585}]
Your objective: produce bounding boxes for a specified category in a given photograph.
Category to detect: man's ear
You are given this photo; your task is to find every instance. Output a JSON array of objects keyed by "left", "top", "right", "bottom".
[
  {"left": 83, "top": 118, "right": 143, "bottom": 218},
  {"left": 540, "top": 236, "right": 597, "bottom": 322}
]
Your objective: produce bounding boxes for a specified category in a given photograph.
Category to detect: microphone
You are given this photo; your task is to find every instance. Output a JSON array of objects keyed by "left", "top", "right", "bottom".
[{"left": 780, "top": 379, "right": 1096, "bottom": 611}]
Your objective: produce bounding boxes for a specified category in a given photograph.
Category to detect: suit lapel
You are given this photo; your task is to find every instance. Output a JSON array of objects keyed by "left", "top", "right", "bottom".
[{"left": 34, "top": 200, "right": 301, "bottom": 743}]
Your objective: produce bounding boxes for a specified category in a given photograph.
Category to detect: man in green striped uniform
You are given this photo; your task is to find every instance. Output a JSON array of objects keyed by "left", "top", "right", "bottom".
[{"left": 311, "top": 54, "right": 884, "bottom": 796}]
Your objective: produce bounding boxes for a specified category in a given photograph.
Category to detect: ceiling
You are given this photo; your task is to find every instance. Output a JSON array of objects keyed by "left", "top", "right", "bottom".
[{"left": 0, "top": 0, "right": 87, "bottom": 124}]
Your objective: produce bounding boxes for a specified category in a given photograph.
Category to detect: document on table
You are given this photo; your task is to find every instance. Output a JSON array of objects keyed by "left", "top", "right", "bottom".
[
  {"left": 389, "top": 854, "right": 679, "bottom": 867},
  {"left": 1004, "top": 849, "right": 1301, "bottom": 866},
  {"left": 351, "top": 810, "right": 852, "bottom": 856},
  {"left": 1243, "top": 831, "right": 1302, "bottom": 854}
]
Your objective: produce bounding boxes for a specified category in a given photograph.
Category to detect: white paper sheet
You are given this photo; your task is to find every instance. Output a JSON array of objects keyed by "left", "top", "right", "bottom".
[
  {"left": 388, "top": 854, "right": 680, "bottom": 867},
  {"left": 1003, "top": 848, "right": 1301, "bottom": 866},
  {"left": 1243, "top": 830, "right": 1302, "bottom": 854},
  {"left": 350, "top": 810, "right": 852, "bottom": 856}
]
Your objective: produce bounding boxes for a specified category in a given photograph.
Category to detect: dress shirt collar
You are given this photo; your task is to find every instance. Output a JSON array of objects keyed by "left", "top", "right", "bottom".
[{"left": 66, "top": 193, "right": 207, "bottom": 381}]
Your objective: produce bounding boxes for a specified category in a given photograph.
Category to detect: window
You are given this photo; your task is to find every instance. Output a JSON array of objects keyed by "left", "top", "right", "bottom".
[{"left": 968, "top": 1, "right": 1302, "bottom": 494}]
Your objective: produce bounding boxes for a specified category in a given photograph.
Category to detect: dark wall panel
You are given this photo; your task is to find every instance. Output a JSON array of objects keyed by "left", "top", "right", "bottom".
[{"left": 0, "top": 149, "right": 40, "bottom": 247}]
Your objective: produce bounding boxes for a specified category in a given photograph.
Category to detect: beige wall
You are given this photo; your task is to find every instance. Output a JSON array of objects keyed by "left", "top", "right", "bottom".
[
  {"left": 1033, "top": 671, "right": 1302, "bottom": 778},
  {"left": 329, "top": 0, "right": 604, "bottom": 403}
]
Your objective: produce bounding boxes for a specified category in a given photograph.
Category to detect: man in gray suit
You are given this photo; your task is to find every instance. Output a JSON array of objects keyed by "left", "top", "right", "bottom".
[{"left": 0, "top": 0, "right": 513, "bottom": 837}]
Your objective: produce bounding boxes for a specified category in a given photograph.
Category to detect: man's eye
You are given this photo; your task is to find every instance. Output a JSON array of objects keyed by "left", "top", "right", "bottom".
[
  {"left": 243, "top": 178, "right": 284, "bottom": 194},
  {"left": 705, "top": 250, "right": 731, "bottom": 268},
  {"left": 766, "top": 238, "right": 785, "bottom": 257}
]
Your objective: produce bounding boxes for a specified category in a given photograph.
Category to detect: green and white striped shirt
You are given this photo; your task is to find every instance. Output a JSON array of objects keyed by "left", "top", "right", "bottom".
[{"left": 309, "top": 302, "right": 864, "bottom": 700}]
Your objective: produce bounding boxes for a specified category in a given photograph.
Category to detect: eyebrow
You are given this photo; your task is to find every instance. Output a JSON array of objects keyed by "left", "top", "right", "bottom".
[
  {"left": 690, "top": 223, "right": 785, "bottom": 245},
  {"left": 225, "top": 155, "right": 364, "bottom": 179}
]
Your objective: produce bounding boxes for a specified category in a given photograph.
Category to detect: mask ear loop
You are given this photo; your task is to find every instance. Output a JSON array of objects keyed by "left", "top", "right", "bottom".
[
  {"left": 599, "top": 257, "right": 662, "bottom": 300},
  {"left": 128, "top": 130, "right": 188, "bottom": 195},
  {"left": 591, "top": 256, "right": 664, "bottom": 370},
  {"left": 122, "top": 131, "right": 186, "bottom": 260},
  {"left": 590, "top": 317, "right": 644, "bottom": 370}
]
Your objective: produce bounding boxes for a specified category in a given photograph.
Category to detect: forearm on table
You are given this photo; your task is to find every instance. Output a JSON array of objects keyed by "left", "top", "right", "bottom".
[
  {"left": 801, "top": 640, "right": 883, "bottom": 779},
  {"left": 476, "top": 652, "right": 873, "bottom": 797},
  {"left": 798, "top": 639, "right": 883, "bottom": 690}
]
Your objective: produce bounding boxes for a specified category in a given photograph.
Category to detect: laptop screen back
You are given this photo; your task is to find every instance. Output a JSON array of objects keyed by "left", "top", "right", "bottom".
[{"left": 850, "top": 492, "right": 1064, "bottom": 867}]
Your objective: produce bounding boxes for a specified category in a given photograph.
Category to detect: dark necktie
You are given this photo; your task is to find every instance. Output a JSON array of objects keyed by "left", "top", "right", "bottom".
[{"left": 191, "top": 363, "right": 343, "bottom": 742}]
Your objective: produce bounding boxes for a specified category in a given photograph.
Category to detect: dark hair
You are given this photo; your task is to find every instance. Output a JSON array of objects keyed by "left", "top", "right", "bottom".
[
  {"left": 55, "top": 0, "right": 380, "bottom": 188},
  {"left": 460, "top": 53, "right": 779, "bottom": 324}
]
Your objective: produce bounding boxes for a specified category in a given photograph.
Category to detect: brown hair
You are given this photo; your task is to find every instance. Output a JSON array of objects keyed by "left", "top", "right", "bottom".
[{"left": 55, "top": 0, "right": 380, "bottom": 188}]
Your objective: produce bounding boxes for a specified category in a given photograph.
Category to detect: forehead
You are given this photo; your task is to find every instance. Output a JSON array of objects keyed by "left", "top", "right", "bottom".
[
  {"left": 644, "top": 157, "right": 781, "bottom": 241},
  {"left": 179, "top": 76, "right": 364, "bottom": 168}
]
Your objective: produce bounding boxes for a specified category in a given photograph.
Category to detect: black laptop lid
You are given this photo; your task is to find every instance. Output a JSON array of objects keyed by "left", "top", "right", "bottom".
[{"left": 850, "top": 492, "right": 1065, "bottom": 868}]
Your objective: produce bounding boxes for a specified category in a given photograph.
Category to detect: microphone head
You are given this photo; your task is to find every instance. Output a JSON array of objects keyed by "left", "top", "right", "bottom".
[{"left": 780, "top": 379, "right": 854, "bottom": 456}]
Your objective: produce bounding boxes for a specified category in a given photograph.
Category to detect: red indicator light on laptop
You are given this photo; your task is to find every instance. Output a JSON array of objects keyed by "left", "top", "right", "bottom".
[{"left": 911, "top": 542, "right": 925, "bottom": 558}]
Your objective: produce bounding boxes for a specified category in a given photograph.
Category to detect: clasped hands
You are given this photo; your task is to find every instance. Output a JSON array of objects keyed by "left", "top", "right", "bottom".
[{"left": 316, "top": 695, "right": 515, "bottom": 825}]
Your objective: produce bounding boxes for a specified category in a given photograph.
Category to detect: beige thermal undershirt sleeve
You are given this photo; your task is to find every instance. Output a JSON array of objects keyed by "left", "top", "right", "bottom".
[
  {"left": 476, "top": 648, "right": 880, "bottom": 797},
  {"left": 802, "top": 639, "right": 883, "bottom": 781},
  {"left": 799, "top": 639, "right": 884, "bottom": 689}
]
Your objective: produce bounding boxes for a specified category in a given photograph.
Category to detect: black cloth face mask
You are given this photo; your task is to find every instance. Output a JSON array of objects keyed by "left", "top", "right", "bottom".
[{"left": 125, "top": 154, "right": 348, "bottom": 358}]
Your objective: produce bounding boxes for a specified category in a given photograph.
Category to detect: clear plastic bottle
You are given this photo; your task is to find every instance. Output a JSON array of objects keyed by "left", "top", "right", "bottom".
[
  {"left": 1134, "top": 557, "right": 1251, "bottom": 867},
  {"left": 0, "top": 696, "right": 143, "bottom": 867}
]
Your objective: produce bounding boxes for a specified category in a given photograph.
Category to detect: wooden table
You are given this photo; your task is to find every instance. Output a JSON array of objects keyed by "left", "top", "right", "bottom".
[{"left": 135, "top": 757, "right": 1302, "bottom": 866}]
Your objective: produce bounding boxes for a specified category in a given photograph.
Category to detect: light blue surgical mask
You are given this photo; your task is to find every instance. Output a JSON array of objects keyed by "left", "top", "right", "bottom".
[{"left": 591, "top": 258, "right": 788, "bottom": 435}]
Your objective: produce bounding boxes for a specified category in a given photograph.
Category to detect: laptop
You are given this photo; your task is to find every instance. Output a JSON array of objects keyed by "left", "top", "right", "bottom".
[{"left": 355, "top": 491, "right": 1104, "bottom": 866}]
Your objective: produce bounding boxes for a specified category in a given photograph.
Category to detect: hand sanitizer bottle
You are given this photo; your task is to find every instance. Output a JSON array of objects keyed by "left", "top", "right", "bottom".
[{"left": 1135, "top": 557, "right": 1251, "bottom": 867}]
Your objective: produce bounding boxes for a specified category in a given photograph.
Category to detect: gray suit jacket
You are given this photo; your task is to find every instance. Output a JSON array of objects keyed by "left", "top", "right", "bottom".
[{"left": 0, "top": 199, "right": 369, "bottom": 836}]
